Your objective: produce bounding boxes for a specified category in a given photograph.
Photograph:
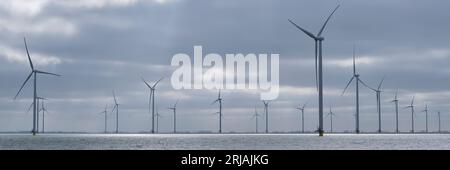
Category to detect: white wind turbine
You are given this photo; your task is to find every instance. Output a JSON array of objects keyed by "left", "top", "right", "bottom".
[
  {"left": 262, "top": 100, "right": 270, "bottom": 133},
  {"left": 391, "top": 89, "right": 400, "bottom": 133},
  {"left": 168, "top": 99, "right": 179, "bottom": 133},
  {"left": 342, "top": 46, "right": 374, "bottom": 134},
  {"left": 14, "top": 38, "right": 60, "bottom": 135},
  {"left": 211, "top": 90, "right": 223, "bottom": 133},
  {"left": 98, "top": 105, "right": 108, "bottom": 133},
  {"left": 437, "top": 111, "right": 441, "bottom": 133},
  {"left": 295, "top": 102, "right": 308, "bottom": 133},
  {"left": 326, "top": 106, "right": 336, "bottom": 133},
  {"left": 155, "top": 106, "right": 163, "bottom": 133},
  {"left": 288, "top": 4, "right": 340, "bottom": 136},
  {"left": 142, "top": 77, "right": 164, "bottom": 134},
  {"left": 421, "top": 104, "right": 429, "bottom": 133},
  {"left": 111, "top": 90, "right": 120, "bottom": 133},
  {"left": 252, "top": 107, "right": 261, "bottom": 133},
  {"left": 38, "top": 97, "right": 48, "bottom": 133},
  {"left": 404, "top": 96, "right": 415, "bottom": 133},
  {"left": 366, "top": 76, "right": 386, "bottom": 133}
]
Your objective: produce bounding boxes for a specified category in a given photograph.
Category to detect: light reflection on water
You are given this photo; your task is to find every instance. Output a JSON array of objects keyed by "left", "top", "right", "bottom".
[{"left": 0, "top": 134, "right": 449, "bottom": 150}]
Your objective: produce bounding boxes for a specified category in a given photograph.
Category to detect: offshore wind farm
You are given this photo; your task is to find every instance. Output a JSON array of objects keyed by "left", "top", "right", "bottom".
[{"left": 1, "top": 0, "right": 450, "bottom": 150}]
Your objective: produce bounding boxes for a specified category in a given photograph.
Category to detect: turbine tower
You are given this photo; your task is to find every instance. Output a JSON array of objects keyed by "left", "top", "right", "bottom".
[
  {"left": 391, "top": 89, "right": 400, "bottom": 133},
  {"left": 365, "top": 76, "right": 386, "bottom": 133},
  {"left": 111, "top": 90, "right": 120, "bottom": 133},
  {"left": 421, "top": 104, "right": 429, "bottom": 133},
  {"left": 262, "top": 100, "right": 270, "bottom": 133},
  {"left": 168, "top": 99, "right": 178, "bottom": 133},
  {"left": 342, "top": 46, "right": 373, "bottom": 134},
  {"left": 211, "top": 90, "right": 222, "bottom": 133},
  {"left": 142, "top": 77, "right": 164, "bottom": 134},
  {"left": 288, "top": 4, "right": 340, "bottom": 136},
  {"left": 252, "top": 107, "right": 260, "bottom": 133},
  {"left": 437, "top": 111, "right": 441, "bottom": 133},
  {"left": 35, "top": 96, "right": 47, "bottom": 133},
  {"left": 404, "top": 96, "right": 415, "bottom": 133},
  {"left": 296, "top": 102, "right": 308, "bottom": 133},
  {"left": 14, "top": 38, "right": 60, "bottom": 135},
  {"left": 99, "top": 105, "right": 108, "bottom": 133},
  {"left": 326, "top": 106, "right": 336, "bottom": 133}
]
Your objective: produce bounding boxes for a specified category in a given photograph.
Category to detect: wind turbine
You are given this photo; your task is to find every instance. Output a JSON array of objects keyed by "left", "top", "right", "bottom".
[
  {"left": 155, "top": 107, "right": 163, "bottom": 133},
  {"left": 326, "top": 106, "right": 336, "bottom": 133},
  {"left": 14, "top": 38, "right": 60, "bottom": 135},
  {"left": 391, "top": 89, "right": 400, "bottom": 133},
  {"left": 111, "top": 90, "right": 120, "bottom": 133},
  {"left": 364, "top": 76, "right": 386, "bottom": 133},
  {"left": 295, "top": 102, "right": 308, "bottom": 133},
  {"left": 404, "top": 96, "right": 415, "bottom": 133},
  {"left": 36, "top": 96, "right": 47, "bottom": 133},
  {"left": 252, "top": 107, "right": 261, "bottom": 133},
  {"left": 437, "top": 111, "right": 441, "bottom": 133},
  {"left": 262, "top": 100, "right": 270, "bottom": 133},
  {"left": 99, "top": 105, "right": 108, "bottom": 133},
  {"left": 288, "top": 4, "right": 340, "bottom": 136},
  {"left": 211, "top": 90, "right": 223, "bottom": 133},
  {"left": 142, "top": 77, "right": 164, "bottom": 134},
  {"left": 38, "top": 97, "right": 48, "bottom": 133},
  {"left": 342, "top": 46, "right": 373, "bottom": 134},
  {"left": 421, "top": 104, "right": 429, "bottom": 133},
  {"left": 168, "top": 99, "right": 179, "bottom": 133}
]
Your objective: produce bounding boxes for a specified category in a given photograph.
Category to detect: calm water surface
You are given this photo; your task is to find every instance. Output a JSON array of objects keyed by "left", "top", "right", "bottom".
[{"left": 0, "top": 134, "right": 449, "bottom": 150}]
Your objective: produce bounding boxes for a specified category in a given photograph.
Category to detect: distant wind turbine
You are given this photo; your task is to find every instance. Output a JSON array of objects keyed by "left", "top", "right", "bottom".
[
  {"left": 421, "top": 104, "right": 429, "bottom": 133},
  {"left": 326, "top": 106, "right": 336, "bottom": 133},
  {"left": 295, "top": 102, "right": 308, "bottom": 133},
  {"left": 36, "top": 96, "right": 47, "bottom": 133},
  {"left": 168, "top": 99, "right": 179, "bottom": 133},
  {"left": 437, "top": 111, "right": 441, "bottom": 133},
  {"left": 288, "top": 4, "right": 340, "bottom": 136},
  {"left": 404, "top": 96, "right": 415, "bottom": 133},
  {"left": 262, "top": 100, "right": 270, "bottom": 133},
  {"left": 391, "top": 89, "right": 400, "bottom": 133},
  {"left": 155, "top": 107, "right": 162, "bottom": 133},
  {"left": 14, "top": 38, "right": 60, "bottom": 135},
  {"left": 211, "top": 90, "right": 223, "bottom": 133},
  {"left": 364, "top": 76, "right": 386, "bottom": 133},
  {"left": 342, "top": 46, "right": 373, "bottom": 134},
  {"left": 111, "top": 90, "right": 120, "bottom": 133},
  {"left": 252, "top": 107, "right": 261, "bottom": 133},
  {"left": 142, "top": 77, "right": 164, "bottom": 134},
  {"left": 39, "top": 98, "right": 48, "bottom": 133},
  {"left": 99, "top": 105, "right": 108, "bottom": 133}
]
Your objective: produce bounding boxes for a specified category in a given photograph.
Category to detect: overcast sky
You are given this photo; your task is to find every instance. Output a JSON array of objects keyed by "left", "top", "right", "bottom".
[{"left": 1, "top": 0, "right": 450, "bottom": 133}]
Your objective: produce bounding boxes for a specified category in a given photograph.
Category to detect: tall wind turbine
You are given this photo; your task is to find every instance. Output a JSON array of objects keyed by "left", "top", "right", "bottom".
[
  {"left": 391, "top": 89, "right": 400, "bottom": 133},
  {"left": 437, "top": 111, "right": 441, "bottom": 133},
  {"left": 365, "top": 76, "right": 386, "bottom": 133},
  {"left": 252, "top": 107, "right": 260, "bottom": 133},
  {"left": 296, "top": 102, "right": 308, "bottom": 133},
  {"left": 111, "top": 90, "right": 120, "bottom": 133},
  {"left": 326, "top": 106, "right": 336, "bottom": 133},
  {"left": 421, "top": 104, "right": 429, "bottom": 133},
  {"left": 168, "top": 99, "right": 178, "bottom": 133},
  {"left": 288, "top": 5, "right": 340, "bottom": 136},
  {"left": 142, "top": 77, "right": 164, "bottom": 134},
  {"left": 342, "top": 46, "right": 373, "bottom": 134},
  {"left": 99, "top": 105, "right": 108, "bottom": 133},
  {"left": 211, "top": 90, "right": 222, "bottom": 133},
  {"left": 14, "top": 38, "right": 60, "bottom": 135},
  {"left": 404, "top": 96, "right": 415, "bottom": 133},
  {"left": 262, "top": 100, "right": 270, "bottom": 133}
]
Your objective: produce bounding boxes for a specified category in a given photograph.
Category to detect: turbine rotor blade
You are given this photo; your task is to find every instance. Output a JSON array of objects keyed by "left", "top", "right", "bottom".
[
  {"left": 377, "top": 75, "right": 386, "bottom": 90},
  {"left": 152, "top": 77, "right": 165, "bottom": 89},
  {"left": 341, "top": 76, "right": 355, "bottom": 96},
  {"left": 317, "top": 5, "right": 340, "bottom": 37},
  {"left": 14, "top": 72, "right": 33, "bottom": 100},
  {"left": 35, "top": 70, "right": 60, "bottom": 77},
  {"left": 23, "top": 37, "right": 34, "bottom": 70},
  {"left": 288, "top": 19, "right": 317, "bottom": 39},
  {"left": 141, "top": 77, "right": 152, "bottom": 89},
  {"left": 112, "top": 91, "right": 118, "bottom": 104},
  {"left": 359, "top": 79, "right": 376, "bottom": 91},
  {"left": 353, "top": 45, "right": 356, "bottom": 75}
]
